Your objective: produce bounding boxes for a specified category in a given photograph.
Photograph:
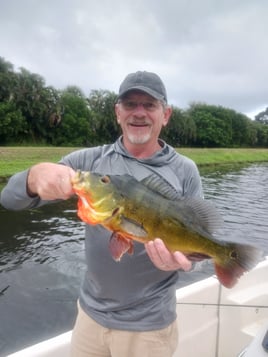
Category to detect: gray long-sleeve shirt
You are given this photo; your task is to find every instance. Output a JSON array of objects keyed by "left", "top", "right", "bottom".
[{"left": 0, "top": 137, "right": 203, "bottom": 331}]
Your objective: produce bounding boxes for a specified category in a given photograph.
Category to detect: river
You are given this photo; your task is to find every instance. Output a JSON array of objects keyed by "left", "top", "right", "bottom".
[{"left": 0, "top": 163, "right": 268, "bottom": 355}]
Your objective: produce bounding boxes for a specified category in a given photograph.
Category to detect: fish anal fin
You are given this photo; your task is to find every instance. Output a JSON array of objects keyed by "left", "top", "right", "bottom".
[
  {"left": 109, "top": 232, "right": 134, "bottom": 262},
  {"left": 186, "top": 252, "right": 211, "bottom": 262}
]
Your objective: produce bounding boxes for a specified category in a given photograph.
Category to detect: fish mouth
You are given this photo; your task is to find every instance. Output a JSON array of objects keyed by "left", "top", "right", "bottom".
[
  {"left": 72, "top": 170, "right": 91, "bottom": 189},
  {"left": 72, "top": 170, "right": 83, "bottom": 182}
]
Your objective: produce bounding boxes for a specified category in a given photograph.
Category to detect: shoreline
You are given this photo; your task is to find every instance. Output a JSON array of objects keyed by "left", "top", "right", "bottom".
[{"left": 0, "top": 146, "right": 268, "bottom": 180}]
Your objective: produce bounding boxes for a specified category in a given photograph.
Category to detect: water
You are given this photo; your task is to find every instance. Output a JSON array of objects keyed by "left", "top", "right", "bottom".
[
  {"left": 202, "top": 163, "right": 268, "bottom": 253},
  {"left": 177, "top": 163, "right": 268, "bottom": 285},
  {"left": 0, "top": 163, "right": 268, "bottom": 355},
  {"left": 0, "top": 201, "right": 85, "bottom": 356}
]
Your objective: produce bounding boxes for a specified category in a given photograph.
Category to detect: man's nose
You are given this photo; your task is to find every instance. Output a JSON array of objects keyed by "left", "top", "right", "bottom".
[{"left": 133, "top": 103, "right": 147, "bottom": 115}]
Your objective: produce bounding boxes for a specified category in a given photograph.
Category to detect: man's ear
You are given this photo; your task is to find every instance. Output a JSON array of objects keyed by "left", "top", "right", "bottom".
[
  {"left": 115, "top": 103, "right": 121, "bottom": 124},
  {"left": 163, "top": 106, "right": 172, "bottom": 127}
]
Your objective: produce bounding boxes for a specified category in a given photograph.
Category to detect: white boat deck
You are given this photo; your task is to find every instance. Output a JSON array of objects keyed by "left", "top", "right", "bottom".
[{"left": 174, "top": 256, "right": 268, "bottom": 357}]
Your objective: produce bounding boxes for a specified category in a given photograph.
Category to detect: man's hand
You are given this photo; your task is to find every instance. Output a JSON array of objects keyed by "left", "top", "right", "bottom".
[
  {"left": 27, "top": 163, "right": 75, "bottom": 200},
  {"left": 145, "top": 238, "right": 192, "bottom": 271}
]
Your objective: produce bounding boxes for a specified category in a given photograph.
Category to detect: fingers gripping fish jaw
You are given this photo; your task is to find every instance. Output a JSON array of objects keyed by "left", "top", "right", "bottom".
[{"left": 72, "top": 171, "right": 119, "bottom": 225}]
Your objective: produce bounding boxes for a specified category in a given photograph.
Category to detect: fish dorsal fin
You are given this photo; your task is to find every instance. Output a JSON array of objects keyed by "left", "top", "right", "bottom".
[
  {"left": 141, "top": 174, "right": 180, "bottom": 200},
  {"left": 179, "top": 197, "right": 223, "bottom": 234},
  {"left": 141, "top": 174, "right": 222, "bottom": 234}
]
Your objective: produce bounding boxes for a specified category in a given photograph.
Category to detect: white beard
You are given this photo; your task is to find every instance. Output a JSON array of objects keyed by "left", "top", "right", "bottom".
[{"left": 127, "top": 132, "right": 151, "bottom": 144}]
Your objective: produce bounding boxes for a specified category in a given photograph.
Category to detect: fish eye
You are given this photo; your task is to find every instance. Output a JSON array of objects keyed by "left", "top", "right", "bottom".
[
  {"left": 230, "top": 250, "right": 238, "bottom": 259},
  {"left": 101, "top": 175, "right": 110, "bottom": 184}
]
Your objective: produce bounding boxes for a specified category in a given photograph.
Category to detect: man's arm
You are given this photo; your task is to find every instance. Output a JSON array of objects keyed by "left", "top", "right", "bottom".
[{"left": 0, "top": 163, "right": 75, "bottom": 211}]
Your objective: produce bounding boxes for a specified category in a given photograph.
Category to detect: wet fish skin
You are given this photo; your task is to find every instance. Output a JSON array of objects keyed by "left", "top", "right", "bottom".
[{"left": 71, "top": 171, "right": 262, "bottom": 288}]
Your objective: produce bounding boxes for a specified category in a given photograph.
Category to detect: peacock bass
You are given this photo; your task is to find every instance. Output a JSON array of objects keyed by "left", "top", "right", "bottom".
[{"left": 71, "top": 171, "right": 261, "bottom": 288}]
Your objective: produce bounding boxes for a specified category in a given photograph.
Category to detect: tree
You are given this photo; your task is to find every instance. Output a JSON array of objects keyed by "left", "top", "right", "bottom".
[
  {"left": 0, "top": 57, "right": 18, "bottom": 102},
  {"left": 188, "top": 103, "right": 233, "bottom": 147},
  {"left": 161, "top": 107, "right": 196, "bottom": 146},
  {"left": 48, "top": 87, "right": 92, "bottom": 146},
  {"left": 87, "top": 90, "right": 120, "bottom": 144},
  {"left": 255, "top": 107, "right": 268, "bottom": 125},
  {"left": 255, "top": 121, "right": 268, "bottom": 146},
  {"left": 0, "top": 57, "right": 14, "bottom": 73},
  {"left": 11, "top": 68, "right": 48, "bottom": 141},
  {"left": 0, "top": 102, "right": 27, "bottom": 144}
]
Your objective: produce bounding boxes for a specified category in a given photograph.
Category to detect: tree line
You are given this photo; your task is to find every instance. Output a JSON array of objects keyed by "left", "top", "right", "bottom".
[{"left": 1, "top": 56, "right": 268, "bottom": 147}]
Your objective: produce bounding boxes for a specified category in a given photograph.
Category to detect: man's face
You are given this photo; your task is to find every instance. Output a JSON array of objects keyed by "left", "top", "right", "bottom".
[{"left": 115, "top": 91, "right": 172, "bottom": 146}]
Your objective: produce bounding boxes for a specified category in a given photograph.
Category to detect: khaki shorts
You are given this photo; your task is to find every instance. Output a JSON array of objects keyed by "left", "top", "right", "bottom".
[{"left": 71, "top": 302, "right": 178, "bottom": 357}]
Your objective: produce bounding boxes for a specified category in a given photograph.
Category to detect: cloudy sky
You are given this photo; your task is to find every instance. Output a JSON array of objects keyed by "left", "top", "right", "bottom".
[{"left": 1, "top": 0, "right": 267, "bottom": 118}]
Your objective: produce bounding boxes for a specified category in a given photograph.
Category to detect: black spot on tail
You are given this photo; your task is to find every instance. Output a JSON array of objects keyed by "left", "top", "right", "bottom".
[{"left": 215, "top": 243, "right": 262, "bottom": 288}]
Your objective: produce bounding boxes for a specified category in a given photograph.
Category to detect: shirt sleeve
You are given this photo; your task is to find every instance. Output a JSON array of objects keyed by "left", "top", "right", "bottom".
[{"left": 0, "top": 169, "right": 41, "bottom": 210}]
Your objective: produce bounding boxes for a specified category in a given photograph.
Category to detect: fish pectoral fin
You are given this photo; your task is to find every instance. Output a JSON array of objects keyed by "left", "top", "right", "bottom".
[
  {"left": 119, "top": 215, "right": 147, "bottom": 238},
  {"left": 109, "top": 232, "right": 134, "bottom": 262}
]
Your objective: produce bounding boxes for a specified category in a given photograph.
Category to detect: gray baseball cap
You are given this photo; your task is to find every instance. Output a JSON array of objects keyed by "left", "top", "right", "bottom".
[{"left": 118, "top": 71, "right": 167, "bottom": 103}]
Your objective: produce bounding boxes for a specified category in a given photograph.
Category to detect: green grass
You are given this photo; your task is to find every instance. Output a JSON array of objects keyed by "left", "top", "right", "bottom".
[
  {"left": 0, "top": 146, "right": 268, "bottom": 179},
  {"left": 177, "top": 148, "right": 268, "bottom": 165},
  {"left": 0, "top": 147, "right": 78, "bottom": 178}
]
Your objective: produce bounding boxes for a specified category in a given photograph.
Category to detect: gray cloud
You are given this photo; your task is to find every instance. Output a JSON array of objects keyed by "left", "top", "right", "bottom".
[{"left": 1, "top": 0, "right": 267, "bottom": 117}]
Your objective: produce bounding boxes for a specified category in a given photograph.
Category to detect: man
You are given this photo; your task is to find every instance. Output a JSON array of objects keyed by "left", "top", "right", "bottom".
[{"left": 0, "top": 71, "right": 203, "bottom": 356}]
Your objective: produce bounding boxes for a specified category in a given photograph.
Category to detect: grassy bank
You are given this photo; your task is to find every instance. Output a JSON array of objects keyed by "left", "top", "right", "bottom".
[
  {"left": 0, "top": 146, "right": 268, "bottom": 179},
  {"left": 178, "top": 148, "right": 268, "bottom": 165},
  {"left": 0, "top": 147, "right": 78, "bottom": 178}
]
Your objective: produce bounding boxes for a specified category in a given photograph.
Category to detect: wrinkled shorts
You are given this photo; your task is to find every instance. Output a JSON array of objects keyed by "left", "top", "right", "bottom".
[{"left": 71, "top": 301, "right": 178, "bottom": 357}]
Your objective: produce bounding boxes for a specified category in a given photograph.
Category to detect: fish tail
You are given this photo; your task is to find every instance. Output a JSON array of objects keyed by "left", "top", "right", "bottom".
[{"left": 214, "top": 243, "right": 262, "bottom": 288}]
